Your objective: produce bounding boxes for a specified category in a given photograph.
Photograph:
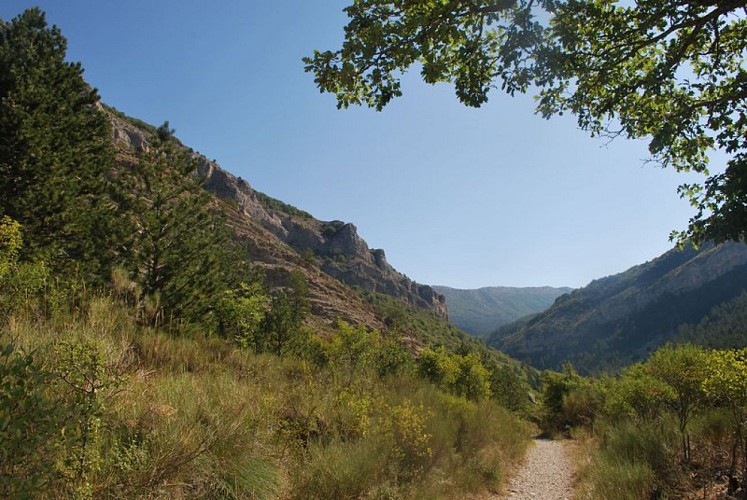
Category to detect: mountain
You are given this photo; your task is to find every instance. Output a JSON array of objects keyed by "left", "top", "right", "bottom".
[
  {"left": 488, "top": 242, "right": 747, "bottom": 373},
  {"left": 107, "top": 108, "right": 453, "bottom": 336},
  {"left": 433, "top": 285, "right": 572, "bottom": 338}
]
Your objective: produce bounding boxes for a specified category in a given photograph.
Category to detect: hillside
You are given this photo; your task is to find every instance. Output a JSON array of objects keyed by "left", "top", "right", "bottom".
[
  {"left": 108, "top": 108, "right": 448, "bottom": 336},
  {"left": 434, "top": 285, "right": 572, "bottom": 338},
  {"left": 488, "top": 242, "right": 747, "bottom": 372}
]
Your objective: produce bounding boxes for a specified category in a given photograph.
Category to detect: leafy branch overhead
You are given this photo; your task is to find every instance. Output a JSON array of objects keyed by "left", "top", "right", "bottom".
[{"left": 304, "top": 0, "right": 747, "bottom": 244}]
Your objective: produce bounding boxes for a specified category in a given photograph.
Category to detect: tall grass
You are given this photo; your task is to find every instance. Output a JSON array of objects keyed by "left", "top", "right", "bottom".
[
  {"left": 1, "top": 293, "right": 532, "bottom": 498},
  {"left": 576, "top": 418, "right": 688, "bottom": 499}
]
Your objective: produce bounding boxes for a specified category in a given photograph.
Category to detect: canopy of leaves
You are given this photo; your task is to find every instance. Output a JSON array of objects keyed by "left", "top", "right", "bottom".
[{"left": 305, "top": 0, "right": 747, "bottom": 244}]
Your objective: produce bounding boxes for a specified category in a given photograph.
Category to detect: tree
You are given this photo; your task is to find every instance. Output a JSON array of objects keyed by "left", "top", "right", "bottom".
[
  {"left": 305, "top": 0, "right": 747, "bottom": 244},
  {"left": 120, "top": 123, "right": 242, "bottom": 327},
  {"left": 702, "top": 348, "right": 747, "bottom": 485},
  {"left": 489, "top": 363, "right": 530, "bottom": 412},
  {"left": 0, "top": 344, "right": 63, "bottom": 497},
  {"left": 605, "top": 363, "right": 675, "bottom": 423},
  {"left": 540, "top": 363, "right": 585, "bottom": 432},
  {"left": 255, "top": 270, "right": 310, "bottom": 355},
  {"left": 0, "top": 8, "right": 118, "bottom": 280},
  {"left": 645, "top": 343, "right": 708, "bottom": 463}
]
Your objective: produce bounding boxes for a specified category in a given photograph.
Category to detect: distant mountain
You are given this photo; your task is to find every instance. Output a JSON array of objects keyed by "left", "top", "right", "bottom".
[
  {"left": 433, "top": 286, "right": 572, "bottom": 338},
  {"left": 488, "top": 242, "right": 747, "bottom": 373}
]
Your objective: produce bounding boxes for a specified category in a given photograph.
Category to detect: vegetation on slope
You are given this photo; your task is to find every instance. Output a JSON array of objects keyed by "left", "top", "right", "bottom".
[
  {"left": 0, "top": 225, "right": 532, "bottom": 498},
  {"left": 490, "top": 243, "right": 747, "bottom": 373}
]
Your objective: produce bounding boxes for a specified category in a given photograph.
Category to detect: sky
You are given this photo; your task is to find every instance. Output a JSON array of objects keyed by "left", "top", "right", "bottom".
[{"left": 1, "top": 1, "right": 710, "bottom": 289}]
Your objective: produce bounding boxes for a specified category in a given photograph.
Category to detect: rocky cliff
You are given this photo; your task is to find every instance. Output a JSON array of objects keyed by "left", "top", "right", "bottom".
[
  {"left": 108, "top": 110, "right": 447, "bottom": 326},
  {"left": 488, "top": 242, "right": 747, "bottom": 372}
]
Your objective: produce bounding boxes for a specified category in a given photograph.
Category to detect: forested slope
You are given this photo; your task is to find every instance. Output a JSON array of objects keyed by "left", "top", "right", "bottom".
[{"left": 489, "top": 243, "right": 747, "bottom": 372}]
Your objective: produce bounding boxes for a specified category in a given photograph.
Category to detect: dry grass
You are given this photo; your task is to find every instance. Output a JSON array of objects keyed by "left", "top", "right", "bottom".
[{"left": 1, "top": 294, "right": 532, "bottom": 499}]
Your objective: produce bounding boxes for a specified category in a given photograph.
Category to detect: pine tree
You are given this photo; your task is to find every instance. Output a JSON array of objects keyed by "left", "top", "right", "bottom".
[
  {"left": 0, "top": 8, "right": 117, "bottom": 281},
  {"left": 120, "top": 123, "right": 243, "bottom": 327}
]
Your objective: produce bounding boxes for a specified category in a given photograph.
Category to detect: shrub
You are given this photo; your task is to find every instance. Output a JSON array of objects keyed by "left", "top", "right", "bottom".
[
  {"left": 578, "top": 418, "right": 684, "bottom": 498},
  {"left": 379, "top": 400, "right": 434, "bottom": 479},
  {"left": 0, "top": 344, "right": 62, "bottom": 497}
]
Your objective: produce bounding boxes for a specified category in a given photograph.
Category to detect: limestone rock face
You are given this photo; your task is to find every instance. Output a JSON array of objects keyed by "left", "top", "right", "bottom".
[{"left": 108, "top": 110, "right": 447, "bottom": 323}]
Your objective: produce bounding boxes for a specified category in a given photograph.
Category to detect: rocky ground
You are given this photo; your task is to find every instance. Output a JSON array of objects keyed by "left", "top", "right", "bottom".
[{"left": 500, "top": 439, "right": 575, "bottom": 500}]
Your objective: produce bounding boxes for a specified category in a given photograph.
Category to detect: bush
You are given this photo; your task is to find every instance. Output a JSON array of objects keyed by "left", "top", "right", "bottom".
[
  {"left": 578, "top": 418, "right": 684, "bottom": 498},
  {"left": 0, "top": 344, "right": 62, "bottom": 497}
]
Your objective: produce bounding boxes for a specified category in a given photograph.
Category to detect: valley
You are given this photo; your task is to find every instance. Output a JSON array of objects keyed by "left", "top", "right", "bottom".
[{"left": 2, "top": 4, "right": 747, "bottom": 499}]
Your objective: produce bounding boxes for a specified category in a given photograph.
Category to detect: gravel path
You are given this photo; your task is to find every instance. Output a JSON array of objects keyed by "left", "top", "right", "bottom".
[{"left": 500, "top": 439, "right": 575, "bottom": 500}]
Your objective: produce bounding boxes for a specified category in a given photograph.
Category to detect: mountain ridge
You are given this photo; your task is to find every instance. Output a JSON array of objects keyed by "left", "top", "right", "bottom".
[{"left": 488, "top": 242, "right": 747, "bottom": 372}]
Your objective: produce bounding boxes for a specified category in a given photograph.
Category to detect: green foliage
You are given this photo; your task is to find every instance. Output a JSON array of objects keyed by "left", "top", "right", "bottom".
[
  {"left": 702, "top": 348, "right": 747, "bottom": 482},
  {"left": 605, "top": 364, "right": 675, "bottom": 423},
  {"left": 327, "top": 321, "right": 413, "bottom": 385},
  {"left": 327, "top": 321, "right": 384, "bottom": 381},
  {"left": 453, "top": 352, "right": 492, "bottom": 402},
  {"left": 0, "top": 8, "right": 118, "bottom": 280},
  {"left": 378, "top": 400, "right": 433, "bottom": 479},
  {"left": 51, "top": 338, "right": 122, "bottom": 498},
  {"left": 418, "top": 347, "right": 492, "bottom": 401},
  {"left": 0, "top": 284, "right": 533, "bottom": 499},
  {"left": 255, "top": 271, "right": 309, "bottom": 356},
  {"left": 419, "top": 347, "right": 461, "bottom": 390},
  {"left": 489, "top": 363, "right": 531, "bottom": 413},
  {"left": 119, "top": 124, "right": 244, "bottom": 328},
  {"left": 646, "top": 344, "right": 708, "bottom": 462},
  {"left": 365, "top": 289, "right": 534, "bottom": 385},
  {"left": 254, "top": 191, "right": 312, "bottom": 219},
  {"left": 570, "top": 343, "right": 747, "bottom": 497},
  {"left": 703, "top": 348, "right": 747, "bottom": 413},
  {"left": 0, "top": 216, "right": 21, "bottom": 280},
  {"left": 216, "top": 282, "right": 270, "bottom": 349},
  {"left": 0, "top": 217, "right": 50, "bottom": 318},
  {"left": 307, "top": 0, "right": 747, "bottom": 244},
  {"left": 675, "top": 291, "right": 747, "bottom": 349},
  {"left": 0, "top": 344, "right": 62, "bottom": 497},
  {"left": 541, "top": 363, "right": 587, "bottom": 433},
  {"left": 579, "top": 419, "right": 681, "bottom": 500}
]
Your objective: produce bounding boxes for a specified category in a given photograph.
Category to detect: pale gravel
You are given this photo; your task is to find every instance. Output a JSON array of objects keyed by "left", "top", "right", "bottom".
[{"left": 499, "top": 439, "right": 575, "bottom": 500}]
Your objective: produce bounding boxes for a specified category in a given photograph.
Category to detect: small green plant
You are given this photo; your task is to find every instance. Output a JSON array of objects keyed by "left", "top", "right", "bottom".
[
  {"left": 52, "top": 338, "right": 122, "bottom": 498},
  {"left": 300, "top": 248, "right": 316, "bottom": 265},
  {"left": 0, "top": 344, "right": 63, "bottom": 497}
]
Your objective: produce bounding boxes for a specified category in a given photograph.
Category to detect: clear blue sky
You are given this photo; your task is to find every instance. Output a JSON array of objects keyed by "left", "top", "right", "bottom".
[{"left": 2, "top": 1, "right": 709, "bottom": 289}]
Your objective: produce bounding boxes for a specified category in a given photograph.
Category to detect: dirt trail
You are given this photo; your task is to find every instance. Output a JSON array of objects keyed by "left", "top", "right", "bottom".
[{"left": 500, "top": 439, "right": 575, "bottom": 500}]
